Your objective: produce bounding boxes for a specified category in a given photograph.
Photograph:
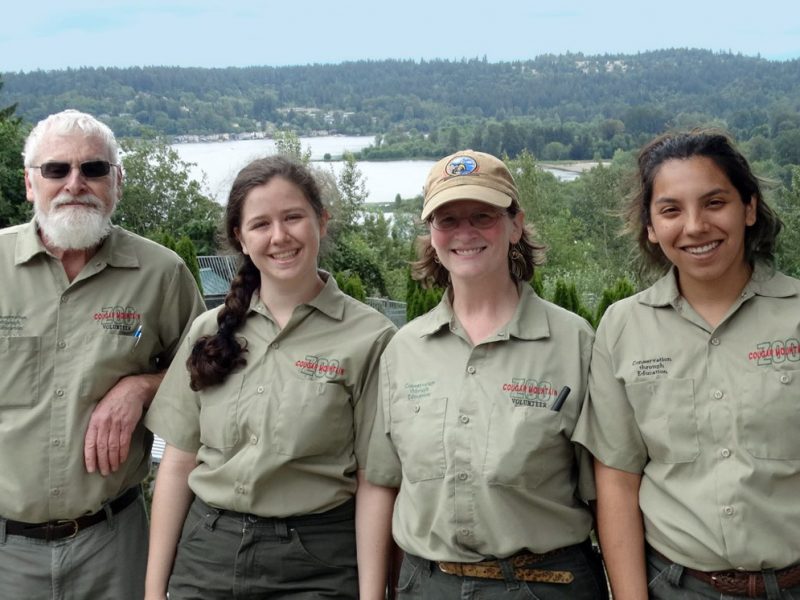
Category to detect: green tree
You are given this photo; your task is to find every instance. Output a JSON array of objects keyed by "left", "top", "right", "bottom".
[
  {"left": 332, "top": 152, "right": 368, "bottom": 234},
  {"left": 175, "top": 235, "right": 203, "bottom": 293},
  {"left": 324, "top": 231, "right": 386, "bottom": 296},
  {"left": 116, "top": 137, "right": 222, "bottom": 253},
  {"left": 551, "top": 279, "right": 592, "bottom": 322},
  {"left": 530, "top": 270, "right": 544, "bottom": 297},
  {"left": 335, "top": 271, "right": 366, "bottom": 302},
  {"left": 773, "top": 129, "right": 800, "bottom": 166},
  {"left": 594, "top": 277, "right": 635, "bottom": 326},
  {"left": 568, "top": 162, "right": 634, "bottom": 277},
  {"left": 775, "top": 166, "right": 800, "bottom": 277},
  {"left": 274, "top": 129, "right": 311, "bottom": 164},
  {"left": 0, "top": 79, "right": 28, "bottom": 228},
  {"left": 152, "top": 231, "right": 177, "bottom": 251}
]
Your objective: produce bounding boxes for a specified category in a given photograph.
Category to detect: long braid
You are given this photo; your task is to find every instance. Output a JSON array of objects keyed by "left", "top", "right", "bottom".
[{"left": 187, "top": 258, "right": 260, "bottom": 390}]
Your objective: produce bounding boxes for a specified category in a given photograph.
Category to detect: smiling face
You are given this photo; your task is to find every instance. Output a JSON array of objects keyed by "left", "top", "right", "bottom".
[
  {"left": 647, "top": 156, "right": 757, "bottom": 296},
  {"left": 430, "top": 199, "right": 523, "bottom": 285},
  {"left": 235, "top": 176, "right": 328, "bottom": 290}
]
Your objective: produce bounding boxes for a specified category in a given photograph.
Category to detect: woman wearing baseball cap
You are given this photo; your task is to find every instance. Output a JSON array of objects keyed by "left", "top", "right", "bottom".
[{"left": 367, "top": 150, "right": 608, "bottom": 599}]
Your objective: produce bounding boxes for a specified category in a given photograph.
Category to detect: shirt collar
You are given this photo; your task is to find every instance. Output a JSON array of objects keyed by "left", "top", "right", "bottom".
[
  {"left": 745, "top": 261, "right": 798, "bottom": 298},
  {"left": 14, "top": 220, "right": 139, "bottom": 269},
  {"left": 637, "top": 261, "right": 796, "bottom": 308},
  {"left": 248, "top": 270, "right": 346, "bottom": 321},
  {"left": 416, "top": 281, "right": 551, "bottom": 341}
]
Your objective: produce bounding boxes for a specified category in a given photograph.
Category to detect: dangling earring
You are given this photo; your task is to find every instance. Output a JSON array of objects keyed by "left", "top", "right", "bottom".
[
  {"left": 509, "top": 244, "right": 523, "bottom": 281},
  {"left": 433, "top": 254, "right": 441, "bottom": 264}
]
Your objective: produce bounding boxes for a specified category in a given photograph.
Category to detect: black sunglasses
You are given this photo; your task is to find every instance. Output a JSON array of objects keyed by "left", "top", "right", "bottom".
[{"left": 30, "top": 160, "right": 117, "bottom": 179}]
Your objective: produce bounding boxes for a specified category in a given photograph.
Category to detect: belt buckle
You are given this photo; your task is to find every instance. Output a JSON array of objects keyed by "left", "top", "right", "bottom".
[
  {"left": 53, "top": 519, "right": 79, "bottom": 540},
  {"left": 438, "top": 562, "right": 465, "bottom": 577},
  {"left": 710, "top": 572, "right": 762, "bottom": 598}
]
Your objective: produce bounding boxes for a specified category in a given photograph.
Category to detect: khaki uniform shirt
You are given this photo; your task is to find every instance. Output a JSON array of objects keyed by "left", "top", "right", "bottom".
[
  {"left": 574, "top": 263, "right": 800, "bottom": 571},
  {"left": 0, "top": 222, "right": 204, "bottom": 522},
  {"left": 366, "top": 284, "right": 596, "bottom": 561},
  {"left": 145, "top": 273, "right": 395, "bottom": 517}
]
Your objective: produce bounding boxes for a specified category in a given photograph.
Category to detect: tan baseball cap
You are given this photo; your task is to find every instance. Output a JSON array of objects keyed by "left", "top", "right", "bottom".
[{"left": 421, "top": 149, "right": 518, "bottom": 220}]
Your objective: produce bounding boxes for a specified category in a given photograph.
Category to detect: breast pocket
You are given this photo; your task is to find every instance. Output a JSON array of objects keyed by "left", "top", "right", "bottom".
[
  {"left": 0, "top": 337, "right": 41, "bottom": 408},
  {"left": 274, "top": 380, "right": 353, "bottom": 458},
  {"left": 390, "top": 396, "right": 447, "bottom": 482},
  {"left": 626, "top": 378, "right": 699, "bottom": 464},
  {"left": 484, "top": 404, "right": 566, "bottom": 488},
  {"left": 79, "top": 330, "right": 148, "bottom": 406},
  {"left": 740, "top": 369, "right": 800, "bottom": 459},
  {"left": 198, "top": 373, "right": 243, "bottom": 450}
]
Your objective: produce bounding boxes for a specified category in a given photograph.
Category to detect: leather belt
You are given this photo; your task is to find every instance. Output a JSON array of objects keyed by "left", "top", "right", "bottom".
[
  {"left": 4, "top": 486, "right": 140, "bottom": 542},
  {"left": 649, "top": 547, "right": 800, "bottom": 597},
  {"left": 437, "top": 546, "right": 575, "bottom": 584}
]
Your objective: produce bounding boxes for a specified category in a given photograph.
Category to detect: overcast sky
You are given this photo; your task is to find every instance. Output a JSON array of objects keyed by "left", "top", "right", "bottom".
[{"left": 2, "top": 0, "right": 798, "bottom": 72}]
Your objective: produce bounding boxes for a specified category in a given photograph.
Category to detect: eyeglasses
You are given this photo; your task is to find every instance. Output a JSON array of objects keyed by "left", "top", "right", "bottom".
[
  {"left": 30, "top": 160, "right": 117, "bottom": 179},
  {"left": 429, "top": 210, "right": 504, "bottom": 231}
]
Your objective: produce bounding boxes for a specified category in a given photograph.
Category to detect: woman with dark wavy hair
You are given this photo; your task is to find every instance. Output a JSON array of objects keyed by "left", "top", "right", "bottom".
[
  {"left": 366, "top": 150, "right": 608, "bottom": 599},
  {"left": 575, "top": 130, "right": 800, "bottom": 599},
  {"left": 143, "top": 155, "right": 396, "bottom": 599}
]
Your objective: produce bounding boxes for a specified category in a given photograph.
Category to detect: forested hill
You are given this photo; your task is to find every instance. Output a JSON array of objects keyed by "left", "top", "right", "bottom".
[{"left": 3, "top": 49, "right": 800, "bottom": 161}]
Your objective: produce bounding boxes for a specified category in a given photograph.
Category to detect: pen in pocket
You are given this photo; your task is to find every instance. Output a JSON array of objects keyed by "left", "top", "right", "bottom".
[
  {"left": 551, "top": 386, "right": 571, "bottom": 412},
  {"left": 132, "top": 324, "right": 143, "bottom": 350}
]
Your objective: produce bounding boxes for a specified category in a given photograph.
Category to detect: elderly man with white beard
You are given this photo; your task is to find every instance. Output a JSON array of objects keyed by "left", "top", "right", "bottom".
[{"left": 0, "top": 109, "right": 205, "bottom": 599}]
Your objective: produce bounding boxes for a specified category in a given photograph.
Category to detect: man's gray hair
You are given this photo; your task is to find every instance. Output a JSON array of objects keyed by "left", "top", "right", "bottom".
[{"left": 23, "top": 109, "right": 119, "bottom": 167}]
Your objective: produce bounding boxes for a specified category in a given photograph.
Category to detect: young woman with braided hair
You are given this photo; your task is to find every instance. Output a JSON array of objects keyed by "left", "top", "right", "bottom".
[{"left": 143, "top": 156, "right": 396, "bottom": 599}]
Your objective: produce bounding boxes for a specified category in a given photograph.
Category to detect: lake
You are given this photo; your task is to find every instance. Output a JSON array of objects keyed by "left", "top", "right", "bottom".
[{"left": 172, "top": 135, "right": 582, "bottom": 205}]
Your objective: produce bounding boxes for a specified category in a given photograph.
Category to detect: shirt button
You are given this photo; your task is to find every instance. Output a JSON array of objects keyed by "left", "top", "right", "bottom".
[
  {"left": 55, "top": 389, "right": 65, "bottom": 397},
  {"left": 57, "top": 340, "right": 66, "bottom": 349},
  {"left": 710, "top": 337, "right": 720, "bottom": 346},
  {"left": 52, "top": 439, "right": 61, "bottom": 447},
  {"left": 723, "top": 505, "right": 734, "bottom": 516},
  {"left": 713, "top": 390, "right": 723, "bottom": 399},
  {"left": 413, "top": 405, "right": 420, "bottom": 413},
  {"left": 460, "top": 415, "right": 470, "bottom": 424},
  {"left": 270, "top": 342, "right": 279, "bottom": 349},
  {"left": 467, "top": 366, "right": 476, "bottom": 374},
  {"left": 250, "top": 434, "right": 258, "bottom": 445},
  {"left": 460, "top": 528, "right": 471, "bottom": 536},
  {"left": 60, "top": 296, "right": 68, "bottom": 304},
  {"left": 720, "top": 448, "right": 731, "bottom": 458},
  {"left": 457, "top": 472, "right": 468, "bottom": 481},
  {"left": 780, "top": 374, "right": 791, "bottom": 384},
  {"left": 257, "top": 386, "right": 265, "bottom": 394},
  {"left": 51, "top": 488, "right": 61, "bottom": 496}
]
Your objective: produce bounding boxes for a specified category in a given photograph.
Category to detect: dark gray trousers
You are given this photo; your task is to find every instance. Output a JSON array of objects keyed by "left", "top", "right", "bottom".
[{"left": 169, "top": 496, "right": 358, "bottom": 599}]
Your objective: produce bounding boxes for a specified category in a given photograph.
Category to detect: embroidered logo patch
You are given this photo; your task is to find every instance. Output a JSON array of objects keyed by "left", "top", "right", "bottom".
[
  {"left": 748, "top": 338, "right": 800, "bottom": 366},
  {"left": 93, "top": 306, "right": 141, "bottom": 334},
  {"left": 404, "top": 380, "right": 434, "bottom": 401},
  {"left": 445, "top": 155, "right": 478, "bottom": 177},
  {"left": 0, "top": 315, "right": 26, "bottom": 334},
  {"left": 502, "top": 378, "right": 557, "bottom": 408},
  {"left": 295, "top": 355, "right": 345, "bottom": 379},
  {"left": 631, "top": 356, "right": 672, "bottom": 377}
]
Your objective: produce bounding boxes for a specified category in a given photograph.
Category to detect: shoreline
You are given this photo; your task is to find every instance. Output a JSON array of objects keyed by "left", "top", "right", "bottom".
[{"left": 539, "top": 160, "right": 608, "bottom": 173}]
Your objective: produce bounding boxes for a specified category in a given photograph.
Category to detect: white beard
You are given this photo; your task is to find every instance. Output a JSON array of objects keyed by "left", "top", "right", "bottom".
[{"left": 35, "top": 194, "right": 113, "bottom": 251}]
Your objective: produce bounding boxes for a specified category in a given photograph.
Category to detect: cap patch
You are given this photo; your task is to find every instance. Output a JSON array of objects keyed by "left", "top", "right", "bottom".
[{"left": 445, "top": 155, "right": 478, "bottom": 177}]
